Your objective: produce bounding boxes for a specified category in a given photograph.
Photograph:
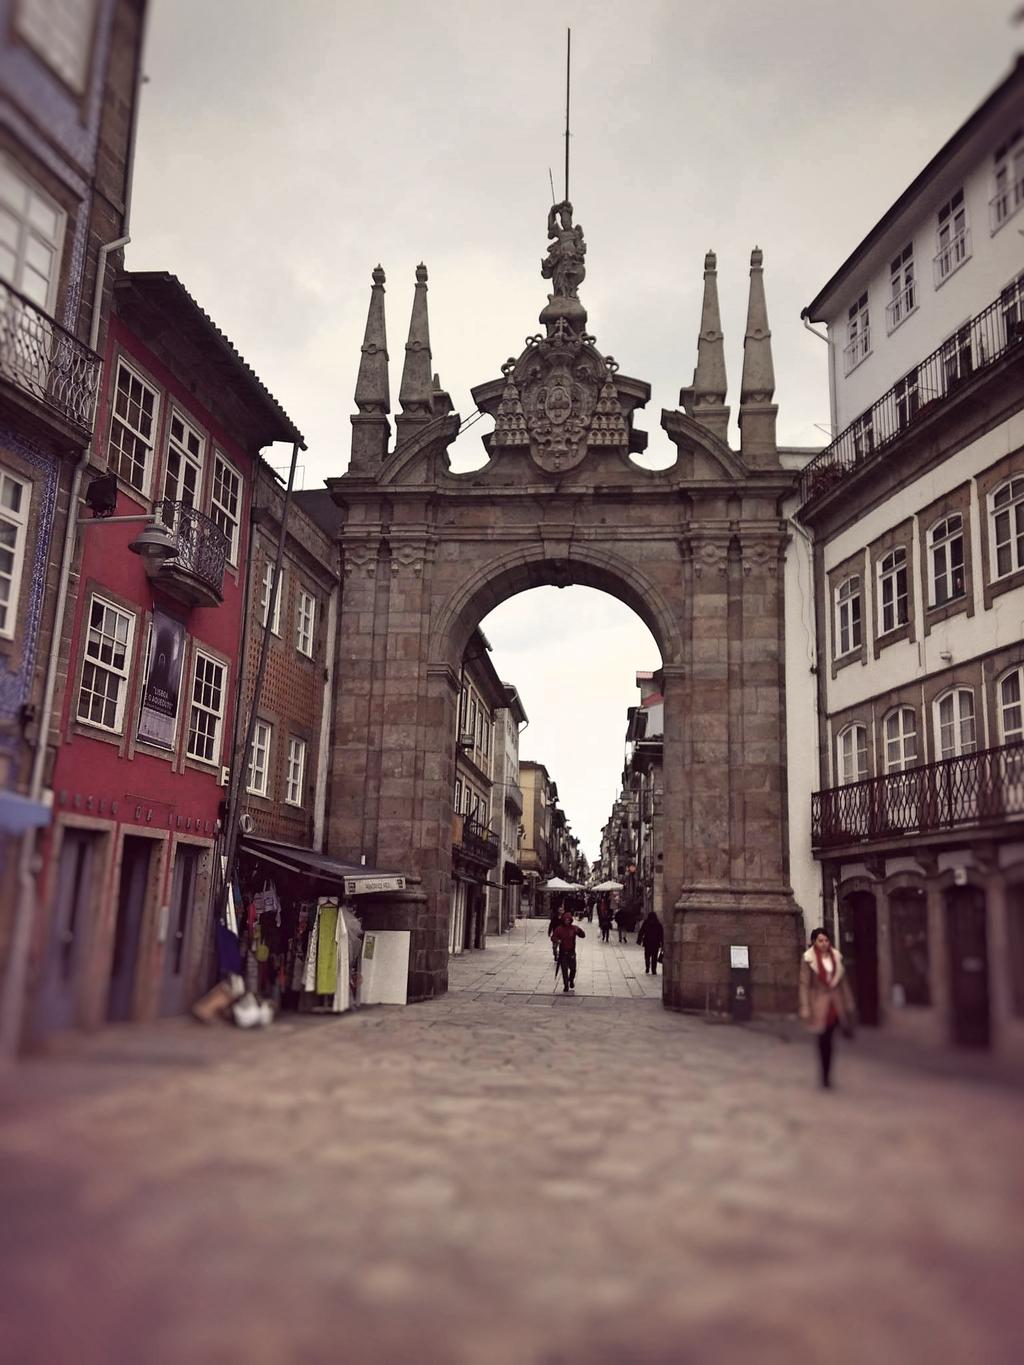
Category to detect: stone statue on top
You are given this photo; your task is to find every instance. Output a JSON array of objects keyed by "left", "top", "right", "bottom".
[{"left": 541, "top": 200, "right": 586, "bottom": 300}]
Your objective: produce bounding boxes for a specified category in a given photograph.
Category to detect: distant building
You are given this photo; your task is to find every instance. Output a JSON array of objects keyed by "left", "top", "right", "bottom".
[
  {"left": 519, "top": 759, "right": 556, "bottom": 913},
  {"left": 795, "top": 58, "right": 1024, "bottom": 1059},
  {"left": 625, "top": 670, "right": 664, "bottom": 918},
  {"left": 450, "top": 629, "right": 503, "bottom": 952},
  {"left": 489, "top": 683, "right": 527, "bottom": 935}
]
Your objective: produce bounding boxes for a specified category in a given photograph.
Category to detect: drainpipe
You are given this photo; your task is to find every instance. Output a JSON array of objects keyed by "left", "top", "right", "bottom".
[
  {"left": 801, "top": 311, "right": 838, "bottom": 435},
  {"left": 0, "top": 8, "right": 148, "bottom": 1060},
  {"left": 312, "top": 576, "right": 338, "bottom": 853}
]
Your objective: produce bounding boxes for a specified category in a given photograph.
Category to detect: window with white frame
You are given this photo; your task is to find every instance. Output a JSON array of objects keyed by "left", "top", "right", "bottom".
[
  {"left": 884, "top": 707, "right": 918, "bottom": 773},
  {"left": 259, "top": 560, "right": 282, "bottom": 634},
  {"left": 1001, "top": 272, "right": 1024, "bottom": 348},
  {"left": 928, "top": 515, "right": 966, "bottom": 607},
  {"left": 935, "top": 189, "right": 970, "bottom": 284},
  {"left": 998, "top": 668, "right": 1024, "bottom": 745},
  {"left": 210, "top": 453, "right": 241, "bottom": 565},
  {"left": 894, "top": 368, "right": 919, "bottom": 431},
  {"left": 469, "top": 698, "right": 478, "bottom": 748},
  {"left": 886, "top": 244, "right": 916, "bottom": 332},
  {"left": 187, "top": 651, "right": 226, "bottom": 764},
  {"left": 834, "top": 575, "right": 862, "bottom": 657},
  {"left": 14, "top": 0, "right": 97, "bottom": 93},
  {"left": 0, "top": 468, "right": 30, "bottom": 639},
  {"left": 851, "top": 411, "right": 874, "bottom": 460},
  {"left": 991, "top": 478, "right": 1024, "bottom": 579},
  {"left": 247, "top": 720, "right": 272, "bottom": 796},
  {"left": 844, "top": 293, "right": 870, "bottom": 374},
  {"left": 162, "top": 411, "right": 204, "bottom": 508},
  {"left": 991, "top": 128, "right": 1024, "bottom": 232},
  {"left": 878, "top": 547, "right": 909, "bottom": 635},
  {"left": 76, "top": 595, "right": 135, "bottom": 732},
  {"left": 0, "top": 155, "right": 65, "bottom": 312},
  {"left": 109, "top": 359, "right": 158, "bottom": 494},
  {"left": 935, "top": 688, "right": 976, "bottom": 759},
  {"left": 837, "top": 724, "right": 868, "bottom": 785},
  {"left": 285, "top": 736, "right": 306, "bottom": 806},
  {"left": 454, "top": 778, "right": 462, "bottom": 814},
  {"left": 296, "top": 589, "right": 316, "bottom": 657},
  {"left": 941, "top": 323, "right": 973, "bottom": 390}
]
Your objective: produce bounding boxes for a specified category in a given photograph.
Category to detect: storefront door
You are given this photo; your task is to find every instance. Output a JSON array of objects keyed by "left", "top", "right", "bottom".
[
  {"left": 839, "top": 890, "right": 879, "bottom": 1026},
  {"left": 107, "top": 835, "right": 153, "bottom": 1022},
  {"left": 945, "top": 884, "right": 990, "bottom": 1047},
  {"left": 160, "top": 844, "right": 200, "bottom": 1016},
  {"left": 34, "top": 828, "right": 100, "bottom": 1035}
]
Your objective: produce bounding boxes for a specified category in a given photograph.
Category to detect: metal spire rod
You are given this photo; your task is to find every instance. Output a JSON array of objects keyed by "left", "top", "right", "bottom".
[{"left": 564, "top": 27, "right": 571, "bottom": 201}]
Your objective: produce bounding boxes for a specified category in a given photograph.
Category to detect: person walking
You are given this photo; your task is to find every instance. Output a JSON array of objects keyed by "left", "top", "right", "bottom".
[
  {"left": 636, "top": 909, "right": 664, "bottom": 975},
  {"left": 551, "top": 908, "right": 585, "bottom": 993},
  {"left": 798, "top": 926, "right": 855, "bottom": 1089},
  {"left": 547, "top": 901, "right": 563, "bottom": 963},
  {"left": 597, "top": 901, "right": 612, "bottom": 943}
]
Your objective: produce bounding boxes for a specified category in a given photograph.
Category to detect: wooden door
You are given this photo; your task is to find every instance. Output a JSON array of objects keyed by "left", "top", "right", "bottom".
[
  {"left": 160, "top": 844, "right": 200, "bottom": 1016},
  {"left": 34, "top": 828, "right": 98, "bottom": 1035},
  {"left": 839, "top": 890, "right": 879, "bottom": 1026},
  {"left": 945, "top": 885, "right": 990, "bottom": 1048},
  {"left": 107, "top": 836, "right": 152, "bottom": 1022}
]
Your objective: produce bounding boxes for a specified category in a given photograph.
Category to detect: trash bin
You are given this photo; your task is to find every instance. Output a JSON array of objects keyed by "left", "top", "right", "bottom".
[{"left": 729, "top": 966, "right": 752, "bottom": 1021}]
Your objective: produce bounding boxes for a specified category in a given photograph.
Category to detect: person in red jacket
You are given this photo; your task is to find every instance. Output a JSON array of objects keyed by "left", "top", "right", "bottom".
[{"left": 551, "top": 909, "right": 585, "bottom": 993}]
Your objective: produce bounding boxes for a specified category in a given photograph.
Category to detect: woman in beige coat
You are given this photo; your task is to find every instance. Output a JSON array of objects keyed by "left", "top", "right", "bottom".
[{"left": 798, "top": 927, "right": 856, "bottom": 1088}]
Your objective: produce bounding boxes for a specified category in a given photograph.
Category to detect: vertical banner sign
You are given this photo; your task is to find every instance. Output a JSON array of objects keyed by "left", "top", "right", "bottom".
[{"left": 138, "top": 610, "right": 186, "bottom": 749}]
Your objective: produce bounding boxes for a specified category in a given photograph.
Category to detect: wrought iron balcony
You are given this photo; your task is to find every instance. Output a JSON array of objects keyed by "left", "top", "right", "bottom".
[
  {"left": 799, "top": 288, "right": 1024, "bottom": 509},
  {"left": 0, "top": 279, "right": 101, "bottom": 432},
  {"left": 811, "top": 740, "right": 1024, "bottom": 851},
  {"left": 154, "top": 499, "right": 228, "bottom": 607},
  {"left": 453, "top": 812, "right": 500, "bottom": 868}
]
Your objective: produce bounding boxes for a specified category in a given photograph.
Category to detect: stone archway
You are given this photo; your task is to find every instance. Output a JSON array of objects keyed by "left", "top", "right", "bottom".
[{"left": 327, "top": 219, "right": 803, "bottom": 1011}]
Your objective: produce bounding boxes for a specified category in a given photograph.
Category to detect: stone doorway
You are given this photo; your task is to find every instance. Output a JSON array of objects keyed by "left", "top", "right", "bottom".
[{"left": 326, "top": 210, "right": 803, "bottom": 1012}]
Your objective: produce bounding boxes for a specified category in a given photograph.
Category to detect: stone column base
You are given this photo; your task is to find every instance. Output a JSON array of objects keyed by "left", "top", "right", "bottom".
[
  {"left": 355, "top": 883, "right": 446, "bottom": 1003},
  {"left": 665, "top": 887, "right": 805, "bottom": 1016}
]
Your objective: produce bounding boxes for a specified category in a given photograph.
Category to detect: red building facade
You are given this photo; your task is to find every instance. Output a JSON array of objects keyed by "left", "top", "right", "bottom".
[{"left": 31, "top": 272, "right": 302, "bottom": 1039}]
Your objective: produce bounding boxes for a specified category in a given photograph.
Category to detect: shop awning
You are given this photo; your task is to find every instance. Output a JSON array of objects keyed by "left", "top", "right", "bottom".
[
  {"left": 0, "top": 790, "right": 51, "bottom": 835},
  {"left": 240, "top": 835, "right": 407, "bottom": 895},
  {"left": 503, "top": 861, "right": 524, "bottom": 884}
]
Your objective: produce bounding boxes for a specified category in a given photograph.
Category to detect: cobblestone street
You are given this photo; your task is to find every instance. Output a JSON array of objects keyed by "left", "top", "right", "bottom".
[{"left": 1, "top": 923, "right": 1022, "bottom": 1364}]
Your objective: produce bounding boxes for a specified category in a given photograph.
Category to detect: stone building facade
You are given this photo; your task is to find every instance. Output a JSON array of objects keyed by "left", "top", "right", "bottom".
[{"left": 326, "top": 215, "right": 803, "bottom": 1010}]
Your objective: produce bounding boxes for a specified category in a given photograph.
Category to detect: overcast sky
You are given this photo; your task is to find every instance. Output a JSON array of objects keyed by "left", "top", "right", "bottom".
[{"left": 129, "top": 1, "right": 1017, "bottom": 861}]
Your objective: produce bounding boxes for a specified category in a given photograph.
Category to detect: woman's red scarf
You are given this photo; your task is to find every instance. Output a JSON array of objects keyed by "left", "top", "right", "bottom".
[
  {"left": 814, "top": 945, "right": 839, "bottom": 1026},
  {"left": 813, "top": 945, "right": 836, "bottom": 985}
]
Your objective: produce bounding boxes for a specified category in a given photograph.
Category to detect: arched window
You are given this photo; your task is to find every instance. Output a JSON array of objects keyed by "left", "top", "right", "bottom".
[
  {"left": 991, "top": 478, "right": 1024, "bottom": 579},
  {"left": 928, "top": 515, "right": 965, "bottom": 606},
  {"left": 834, "top": 576, "right": 862, "bottom": 657},
  {"left": 997, "top": 667, "right": 1024, "bottom": 744},
  {"left": 934, "top": 688, "right": 976, "bottom": 759},
  {"left": 837, "top": 723, "right": 868, "bottom": 785},
  {"left": 884, "top": 707, "right": 917, "bottom": 772}
]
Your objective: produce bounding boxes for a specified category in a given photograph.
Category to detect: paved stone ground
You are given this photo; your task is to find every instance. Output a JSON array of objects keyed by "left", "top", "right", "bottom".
[
  {"left": 449, "top": 916, "right": 662, "bottom": 1000},
  {"left": 1, "top": 925, "right": 1022, "bottom": 1365}
]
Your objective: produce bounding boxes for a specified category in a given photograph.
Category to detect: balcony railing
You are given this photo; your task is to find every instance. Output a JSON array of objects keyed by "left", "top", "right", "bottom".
[
  {"left": 155, "top": 499, "right": 228, "bottom": 606},
  {"left": 453, "top": 813, "right": 500, "bottom": 868},
  {"left": 0, "top": 279, "right": 101, "bottom": 432},
  {"left": 800, "top": 288, "right": 1024, "bottom": 508},
  {"left": 811, "top": 740, "right": 1024, "bottom": 851}
]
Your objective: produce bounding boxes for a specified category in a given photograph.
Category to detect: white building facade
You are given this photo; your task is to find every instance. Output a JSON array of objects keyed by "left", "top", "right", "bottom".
[{"left": 795, "top": 58, "right": 1024, "bottom": 1060}]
